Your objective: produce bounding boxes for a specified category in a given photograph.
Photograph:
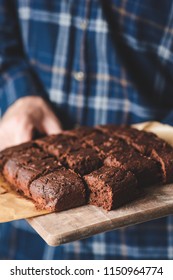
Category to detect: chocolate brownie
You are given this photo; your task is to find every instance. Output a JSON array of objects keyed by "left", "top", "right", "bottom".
[
  {"left": 3, "top": 149, "right": 61, "bottom": 197},
  {"left": 97, "top": 125, "right": 151, "bottom": 150},
  {"left": 3, "top": 146, "right": 51, "bottom": 171},
  {"left": 84, "top": 166, "right": 139, "bottom": 210},
  {"left": 96, "top": 124, "right": 121, "bottom": 134},
  {"left": 30, "top": 168, "right": 86, "bottom": 211},
  {"left": 2, "top": 124, "right": 173, "bottom": 213},
  {"left": 35, "top": 133, "right": 77, "bottom": 158},
  {"left": 108, "top": 127, "right": 173, "bottom": 183},
  {"left": 63, "top": 146, "right": 102, "bottom": 175},
  {"left": 0, "top": 142, "right": 37, "bottom": 171},
  {"left": 83, "top": 131, "right": 111, "bottom": 150},
  {"left": 18, "top": 157, "right": 61, "bottom": 197},
  {"left": 83, "top": 131, "right": 123, "bottom": 158},
  {"left": 64, "top": 126, "right": 96, "bottom": 138},
  {"left": 35, "top": 134, "right": 59, "bottom": 151},
  {"left": 104, "top": 143, "right": 161, "bottom": 187},
  {"left": 150, "top": 145, "right": 173, "bottom": 183},
  {"left": 98, "top": 125, "right": 149, "bottom": 151},
  {"left": 36, "top": 132, "right": 103, "bottom": 174},
  {"left": 128, "top": 133, "right": 173, "bottom": 183},
  {"left": 130, "top": 132, "right": 173, "bottom": 183},
  {"left": 110, "top": 126, "right": 165, "bottom": 155},
  {"left": 0, "top": 153, "right": 7, "bottom": 171}
]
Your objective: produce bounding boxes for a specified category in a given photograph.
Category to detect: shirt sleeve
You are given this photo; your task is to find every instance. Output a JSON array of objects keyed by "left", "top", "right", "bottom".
[
  {"left": 0, "top": 0, "right": 47, "bottom": 116},
  {"left": 161, "top": 112, "right": 173, "bottom": 126}
]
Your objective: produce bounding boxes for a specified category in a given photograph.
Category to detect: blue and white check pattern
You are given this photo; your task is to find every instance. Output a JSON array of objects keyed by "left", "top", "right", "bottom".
[{"left": 0, "top": 0, "right": 173, "bottom": 259}]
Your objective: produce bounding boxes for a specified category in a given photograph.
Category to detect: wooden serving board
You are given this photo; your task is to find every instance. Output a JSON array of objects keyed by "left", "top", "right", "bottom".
[
  {"left": 26, "top": 122, "right": 173, "bottom": 246},
  {"left": 27, "top": 183, "right": 173, "bottom": 246}
]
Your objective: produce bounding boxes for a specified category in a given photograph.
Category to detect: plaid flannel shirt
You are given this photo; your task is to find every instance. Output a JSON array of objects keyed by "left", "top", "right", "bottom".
[{"left": 0, "top": 0, "right": 173, "bottom": 259}]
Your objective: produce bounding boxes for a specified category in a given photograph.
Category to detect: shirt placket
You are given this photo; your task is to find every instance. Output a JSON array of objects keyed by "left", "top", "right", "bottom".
[{"left": 73, "top": 0, "right": 90, "bottom": 127}]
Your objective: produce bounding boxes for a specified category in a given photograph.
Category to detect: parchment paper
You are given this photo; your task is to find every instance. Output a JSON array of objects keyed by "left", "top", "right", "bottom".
[
  {"left": 0, "top": 175, "right": 50, "bottom": 223},
  {"left": 1, "top": 121, "right": 173, "bottom": 223},
  {"left": 132, "top": 121, "right": 173, "bottom": 146}
]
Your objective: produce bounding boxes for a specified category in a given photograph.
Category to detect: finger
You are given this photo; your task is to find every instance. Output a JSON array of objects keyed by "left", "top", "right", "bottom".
[
  {"left": 0, "top": 130, "right": 32, "bottom": 151},
  {"left": 0, "top": 121, "right": 33, "bottom": 150},
  {"left": 0, "top": 133, "right": 11, "bottom": 151},
  {"left": 14, "top": 123, "right": 34, "bottom": 144},
  {"left": 15, "top": 131, "right": 33, "bottom": 143},
  {"left": 42, "top": 115, "right": 62, "bottom": 135}
]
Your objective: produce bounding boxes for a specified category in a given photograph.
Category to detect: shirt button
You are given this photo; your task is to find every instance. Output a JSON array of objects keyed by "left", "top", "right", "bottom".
[
  {"left": 74, "top": 71, "right": 85, "bottom": 81},
  {"left": 80, "top": 19, "right": 88, "bottom": 30}
]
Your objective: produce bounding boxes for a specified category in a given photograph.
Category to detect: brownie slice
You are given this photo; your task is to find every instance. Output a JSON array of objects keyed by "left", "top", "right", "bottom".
[
  {"left": 104, "top": 143, "right": 161, "bottom": 187},
  {"left": 98, "top": 125, "right": 149, "bottom": 152},
  {"left": 3, "top": 146, "right": 50, "bottom": 172},
  {"left": 150, "top": 146, "right": 173, "bottom": 183},
  {"left": 83, "top": 131, "right": 111, "bottom": 151},
  {"left": 62, "top": 146, "right": 102, "bottom": 175},
  {"left": 64, "top": 126, "right": 96, "bottom": 138},
  {"left": 35, "top": 134, "right": 59, "bottom": 151},
  {"left": 97, "top": 125, "right": 154, "bottom": 153},
  {"left": 110, "top": 126, "right": 165, "bottom": 155},
  {"left": 35, "top": 133, "right": 77, "bottom": 158},
  {"left": 83, "top": 130, "right": 111, "bottom": 145},
  {"left": 84, "top": 166, "right": 139, "bottom": 211},
  {"left": 109, "top": 127, "right": 173, "bottom": 183},
  {"left": 96, "top": 124, "right": 121, "bottom": 134},
  {"left": 0, "top": 142, "right": 37, "bottom": 171},
  {"left": 3, "top": 148, "right": 61, "bottom": 197},
  {"left": 30, "top": 168, "right": 86, "bottom": 211},
  {"left": 83, "top": 131, "right": 122, "bottom": 158},
  {"left": 36, "top": 132, "right": 102, "bottom": 175}
]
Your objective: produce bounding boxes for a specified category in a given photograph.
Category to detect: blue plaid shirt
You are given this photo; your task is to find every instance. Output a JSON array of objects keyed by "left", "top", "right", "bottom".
[{"left": 1, "top": 0, "right": 173, "bottom": 259}]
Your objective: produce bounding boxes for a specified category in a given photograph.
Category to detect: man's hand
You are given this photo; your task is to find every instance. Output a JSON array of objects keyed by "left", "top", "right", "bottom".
[{"left": 0, "top": 96, "right": 62, "bottom": 151}]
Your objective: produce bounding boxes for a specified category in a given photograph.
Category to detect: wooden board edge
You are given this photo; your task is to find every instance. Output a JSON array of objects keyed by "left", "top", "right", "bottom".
[{"left": 27, "top": 204, "right": 173, "bottom": 246}]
